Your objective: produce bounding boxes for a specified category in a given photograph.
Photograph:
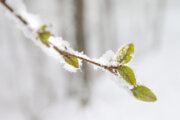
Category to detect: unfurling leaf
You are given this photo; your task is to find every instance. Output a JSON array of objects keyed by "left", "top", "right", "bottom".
[
  {"left": 117, "top": 43, "right": 134, "bottom": 64},
  {"left": 118, "top": 65, "right": 136, "bottom": 85},
  {"left": 38, "top": 24, "right": 51, "bottom": 47},
  {"left": 41, "top": 24, "right": 47, "bottom": 31},
  {"left": 38, "top": 31, "right": 51, "bottom": 47},
  {"left": 64, "top": 55, "right": 79, "bottom": 68},
  {"left": 132, "top": 85, "right": 157, "bottom": 102}
]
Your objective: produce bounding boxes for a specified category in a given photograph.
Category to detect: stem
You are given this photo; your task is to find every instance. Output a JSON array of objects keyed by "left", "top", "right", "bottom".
[
  {"left": 52, "top": 45, "right": 119, "bottom": 73},
  {"left": 0, "top": 0, "right": 120, "bottom": 74},
  {"left": 0, "top": 0, "right": 27, "bottom": 25}
]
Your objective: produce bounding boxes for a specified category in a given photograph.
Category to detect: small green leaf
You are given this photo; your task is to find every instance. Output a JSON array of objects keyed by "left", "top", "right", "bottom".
[
  {"left": 64, "top": 55, "right": 79, "bottom": 68},
  {"left": 38, "top": 31, "right": 51, "bottom": 47},
  {"left": 117, "top": 43, "right": 134, "bottom": 64},
  {"left": 132, "top": 85, "right": 157, "bottom": 102},
  {"left": 41, "top": 24, "right": 47, "bottom": 31},
  {"left": 38, "top": 24, "right": 51, "bottom": 47},
  {"left": 118, "top": 65, "right": 136, "bottom": 85}
]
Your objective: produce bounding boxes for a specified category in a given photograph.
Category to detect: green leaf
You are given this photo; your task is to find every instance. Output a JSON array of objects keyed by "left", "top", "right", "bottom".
[
  {"left": 41, "top": 24, "right": 47, "bottom": 31},
  {"left": 117, "top": 43, "right": 134, "bottom": 64},
  {"left": 118, "top": 65, "right": 136, "bottom": 85},
  {"left": 64, "top": 55, "right": 79, "bottom": 68},
  {"left": 132, "top": 85, "right": 157, "bottom": 102},
  {"left": 38, "top": 31, "right": 51, "bottom": 47}
]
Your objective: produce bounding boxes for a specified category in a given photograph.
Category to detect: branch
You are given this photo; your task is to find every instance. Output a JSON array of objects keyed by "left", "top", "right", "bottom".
[
  {"left": 0, "top": 0, "right": 157, "bottom": 102},
  {"left": 0, "top": 0, "right": 27, "bottom": 24},
  {"left": 0, "top": 0, "right": 120, "bottom": 74}
]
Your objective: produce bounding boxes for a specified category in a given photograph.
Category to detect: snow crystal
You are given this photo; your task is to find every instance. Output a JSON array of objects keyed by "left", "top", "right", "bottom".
[
  {"left": 93, "top": 50, "right": 118, "bottom": 70},
  {"left": 49, "top": 36, "right": 70, "bottom": 51},
  {"left": 104, "top": 69, "right": 133, "bottom": 90},
  {"left": 48, "top": 36, "right": 82, "bottom": 72}
]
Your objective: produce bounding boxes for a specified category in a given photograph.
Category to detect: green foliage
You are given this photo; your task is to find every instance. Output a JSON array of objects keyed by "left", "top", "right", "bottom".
[
  {"left": 117, "top": 43, "right": 134, "bottom": 64},
  {"left": 38, "top": 25, "right": 79, "bottom": 68},
  {"left": 41, "top": 24, "right": 47, "bottom": 31},
  {"left": 38, "top": 24, "right": 51, "bottom": 47},
  {"left": 38, "top": 31, "right": 51, "bottom": 47},
  {"left": 132, "top": 85, "right": 157, "bottom": 102},
  {"left": 116, "top": 44, "right": 157, "bottom": 102},
  {"left": 118, "top": 65, "right": 136, "bottom": 85},
  {"left": 64, "top": 55, "right": 79, "bottom": 68}
]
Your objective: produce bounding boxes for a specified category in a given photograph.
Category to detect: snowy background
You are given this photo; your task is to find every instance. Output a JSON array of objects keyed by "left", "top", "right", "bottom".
[{"left": 0, "top": 0, "right": 180, "bottom": 120}]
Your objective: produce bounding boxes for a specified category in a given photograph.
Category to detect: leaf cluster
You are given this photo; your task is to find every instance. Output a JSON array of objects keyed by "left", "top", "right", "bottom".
[
  {"left": 38, "top": 25, "right": 156, "bottom": 102},
  {"left": 116, "top": 43, "right": 157, "bottom": 102}
]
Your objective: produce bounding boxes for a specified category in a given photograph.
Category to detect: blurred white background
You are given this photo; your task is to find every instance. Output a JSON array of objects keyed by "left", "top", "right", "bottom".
[{"left": 0, "top": 0, "right": 180, "bottom": 120}]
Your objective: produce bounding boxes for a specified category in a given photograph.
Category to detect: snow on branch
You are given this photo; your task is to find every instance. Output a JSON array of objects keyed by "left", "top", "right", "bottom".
[{"left": 0, "top": 0, "right": 157, "bottom": 102}]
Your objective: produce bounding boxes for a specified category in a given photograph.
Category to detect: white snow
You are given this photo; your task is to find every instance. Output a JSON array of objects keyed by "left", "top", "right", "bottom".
[
  {"left": 1, "top": 0, "right": 180, "bottom": 120},
  {"left": 4, "top": 0, "right": 84, "bottom": 72},
  {"left": 93, "top": 50, "right": 117, "bottom": 70},
  {"left": 4, "top": 0, "right": 128, "bottom": 74},
  {"left": 6, "top": 0, "right": 42, "bottom": 30}
]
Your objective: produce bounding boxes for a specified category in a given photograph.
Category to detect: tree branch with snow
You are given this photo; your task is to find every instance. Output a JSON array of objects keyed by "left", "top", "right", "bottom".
[{"left": 0, "top": 0, "right": 157, "bottom": 102}]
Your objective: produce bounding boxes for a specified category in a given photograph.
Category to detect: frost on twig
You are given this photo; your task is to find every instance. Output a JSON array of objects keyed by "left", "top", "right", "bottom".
[{"left": 0, "top": 0, "right": 157, "bottom": 102}]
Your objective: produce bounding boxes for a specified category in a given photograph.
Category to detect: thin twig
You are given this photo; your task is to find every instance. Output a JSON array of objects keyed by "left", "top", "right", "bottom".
[
  {"left": 0, "top": 0, "right": 120, "bottom": 74},
  {"left": 52, "top": 45, "right": 120, "bottom": 73},
  {"left": 0, "top": 0, "right": 27, "bottom": 24}
]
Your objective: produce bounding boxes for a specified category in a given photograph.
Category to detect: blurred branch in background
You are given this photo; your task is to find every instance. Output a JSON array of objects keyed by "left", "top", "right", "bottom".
[
  {"left": 99, "top": 0, "right": 118, "bottom": 53},
  {"left": 151, "top": 0, "right": 166, "bottom": 48},
  {"left": 73, "top": 0, "right": 91, "bottom": 106}
]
